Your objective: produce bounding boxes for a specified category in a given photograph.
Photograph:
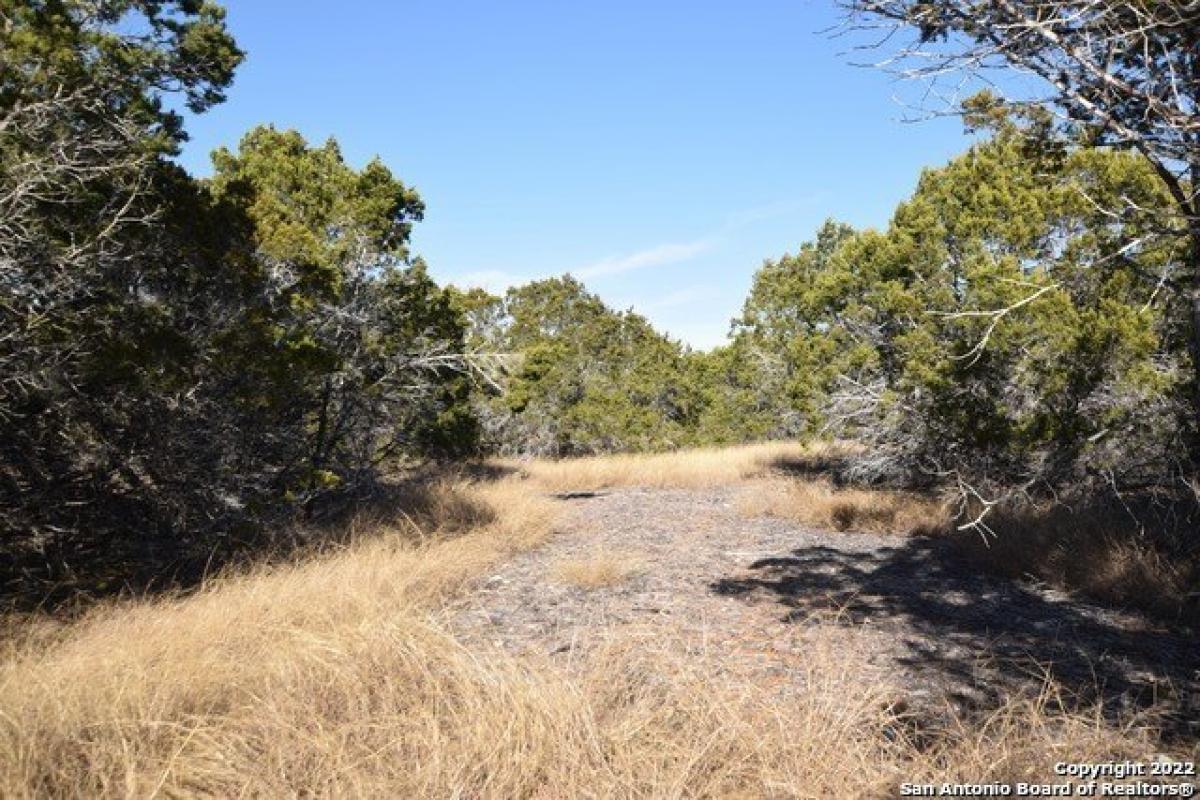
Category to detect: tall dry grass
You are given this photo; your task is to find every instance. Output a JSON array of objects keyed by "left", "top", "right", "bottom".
[
  {"left": 737, "top": 477, "right": 950, "bottom": 535},
  {"left": 0, "top": 585, "right": 1174, "bottom": 797},
  {"left": 735, "top": 475, "right": 1199, "bottom": 625},
  {"left": 503, "top": 440, "right": 848, "bottom": 492},
  {"left": 0, "top": 477, "right": 558, "bottom": 797},
  {"left": 0, "top": 452, "right": 1194, "bottom": 797},
  {"left": 952, "top": 501, "right": 1200, "bottom": 626}
]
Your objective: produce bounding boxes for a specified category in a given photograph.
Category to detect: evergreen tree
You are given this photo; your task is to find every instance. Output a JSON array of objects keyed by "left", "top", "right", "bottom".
[
  {"left": 1, "top": 0, "right": 244, "bottom": 564},
  {"left": 1, "top": 7, "right": 475, "bottom": 587},
  {"left": 466, "top": 276, "right": 699, "bottom": 455},
  {"left": 734, "top": 113, "right": 1188, "bottom": 514}
]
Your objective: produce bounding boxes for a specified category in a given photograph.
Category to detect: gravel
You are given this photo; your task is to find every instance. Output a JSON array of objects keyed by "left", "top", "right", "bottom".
[{"left": 451, "top": 485, "right": 1199, "bottom": 728}]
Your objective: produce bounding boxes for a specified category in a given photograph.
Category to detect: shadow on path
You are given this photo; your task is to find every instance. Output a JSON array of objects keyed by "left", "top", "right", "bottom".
[{"left": 712, "top": 538, "right": 1199, "bottom": 739}]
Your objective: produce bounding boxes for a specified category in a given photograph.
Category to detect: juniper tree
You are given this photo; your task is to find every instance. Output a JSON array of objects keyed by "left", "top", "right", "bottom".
[
  {"left": 1, "top": 0, "right": 243, "bottom": 558},
  {"left": 1, "top": 6, "right": 476, "bottom": 584},
  {"left": 747, "top": 118, "right": 1187, "bottom": 522},
  {"left": 842, "top": 0, "right": 1200, "bottom": 461},
  {"left": 465, "top": 276, "right": 699, "bottom": 456}
]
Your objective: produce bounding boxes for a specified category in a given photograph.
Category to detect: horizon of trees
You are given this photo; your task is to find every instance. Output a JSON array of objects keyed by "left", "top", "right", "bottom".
[
  {"left": 463, "top": 109, "right": 1191, "bottom": 521},
  {"left": 2, "top": 0, "right": 1196, "bottom": 598}
]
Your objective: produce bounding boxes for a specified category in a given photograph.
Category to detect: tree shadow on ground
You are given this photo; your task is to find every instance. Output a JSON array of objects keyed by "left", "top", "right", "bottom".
[
  {"left": 711, "top": 538, "right": 1200, "bottom": 741},
  {"left": 764, "top": 452, "right": 855, "bottom": 485}
]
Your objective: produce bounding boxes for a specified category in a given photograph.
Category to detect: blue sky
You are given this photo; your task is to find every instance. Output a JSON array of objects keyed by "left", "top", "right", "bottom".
[{"left": 177, "top": 1, "right": 977, "bottom": 350}]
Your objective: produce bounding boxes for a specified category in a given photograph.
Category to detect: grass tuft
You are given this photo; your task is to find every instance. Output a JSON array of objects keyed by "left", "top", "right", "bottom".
[
  {"left": 737, "top": 476, "right": 949, "bottom": 535},
  {"left": 553, "top": 552, "right": 646, "bottom": 589},
  {"left": 499, "top": 441, "right": 838, "bottom": 492},
  {"left": 951, "top": 500, "right": 1200, "bottom": 626}
]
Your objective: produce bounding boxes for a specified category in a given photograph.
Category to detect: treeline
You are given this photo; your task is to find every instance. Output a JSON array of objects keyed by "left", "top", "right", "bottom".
[
  {"left": 464, "top": 103, "right": 1195, "bottom": 526},
  {"left": 712, "top": 103, "right": 1195, "bottom": 516},
  {"left": 2, "top": 2, "right": 1195, "bottom": 597},
  {"left": 2, "top": 3, "right": 477, "bottom": 587}
]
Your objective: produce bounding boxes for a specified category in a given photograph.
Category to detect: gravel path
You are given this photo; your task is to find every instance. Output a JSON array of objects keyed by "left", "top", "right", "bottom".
[{"left": 452, "top": 486, "right": 1199, "bottom": 728}]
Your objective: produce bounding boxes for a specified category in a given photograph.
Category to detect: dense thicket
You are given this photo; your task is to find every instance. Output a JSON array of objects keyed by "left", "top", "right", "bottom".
[
  {"left": 842, "top": 0, "right": 1200, "bottom": 467},
  {"left": 3, "top": 2, "right": 1195, "bottom": 597},
  {"left": 691, "top": 220, "right": 860, "bottom": 445},
  {"left": 722, "top": 109, "right": 1194, "bottom": 519},
  {"left": 458, "top": 277, "right": 699, "bottom": 456},
  {"left": 1, "top": 3, "right": 473, "bottom": 589}
]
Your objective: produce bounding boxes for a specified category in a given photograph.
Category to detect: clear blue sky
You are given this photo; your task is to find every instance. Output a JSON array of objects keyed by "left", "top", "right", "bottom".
[{"left": 177, "top": 0, "right": 975, "bottom": 350}]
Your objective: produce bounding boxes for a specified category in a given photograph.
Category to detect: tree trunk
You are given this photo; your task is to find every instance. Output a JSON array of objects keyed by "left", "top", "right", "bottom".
[
  {"left": 1191, "top": 136, "right": 1200, "bottom": 465},
  {"left": 305, "top": 378, "right": 334, "bottom": 518},
  {"left": 1191, "top": 228, "right": 1200, "bottom": 453}
]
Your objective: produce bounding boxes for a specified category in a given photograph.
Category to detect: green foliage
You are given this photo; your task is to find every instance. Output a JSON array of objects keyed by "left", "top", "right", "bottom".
[
  {"left": 198, "top": 126, "right": 477, "bottom": 498},
  {"left": 847, "top": 0, "right": 1200, "bottom": 470},
  {"left": 728, "top": 113, "right": 1190, "bottom": 497},
  {"left": 466, "top": 277, "right": 699, "bottom": 455},
  {"left": 3, "top": 3, "right": 1194, "bottom": 597},
  {"left": 0, "top": 0, "right": 243, "bottom": 150},
  {"left": 2, "top": 1, "right": 246, "bottom": 560},
  {"left": 702, "top": 220, "right": 864, "bottom": 441},
  {"left": 687, "top": 343, "right": 786, "bottom": 445},
  {"left": 209, "top": 127, "right": 424, "bottom": 302},
  {"left": 0, "top": 4, "right": 476, "bottom": 590}
]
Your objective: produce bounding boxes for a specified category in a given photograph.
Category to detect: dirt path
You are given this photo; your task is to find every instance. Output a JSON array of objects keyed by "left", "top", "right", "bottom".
[{"left": 452, "top": 486, "right": 1199, "bottom": 730}]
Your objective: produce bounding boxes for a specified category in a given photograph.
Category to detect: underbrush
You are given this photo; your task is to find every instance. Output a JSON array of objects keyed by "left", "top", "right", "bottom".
[
  {"left": 735, "top": 469, "right": 1198, "bottom": 626},
  {"left": 952, "top": 497, "right": 1200, "bottom": 627},
  {"left": 0, "top": 476, "right": 559, "bottom": 797},
  {"left": 0, "top": 471, "right": 522, "bottom": 614},
  {"left": 1, "top": 446, "right": 1195, "bottom": 796},
  {"left": 506, "top": 442, "right": 1198, "bottom": 625}
]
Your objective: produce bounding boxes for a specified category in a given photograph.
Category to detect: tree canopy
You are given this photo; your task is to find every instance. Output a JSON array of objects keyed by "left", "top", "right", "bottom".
[
  {"left": 721, "top": 111, "right": 1189, "bottom": 522},
  {"left": 461, "top": 276, "right": 699, "bottom": 456},
  {"left": 842, "top": 0, "right": 1200, "bottom": 460},
  {"left": 0, "top": 5, "right": 474, "bottom": 593}
]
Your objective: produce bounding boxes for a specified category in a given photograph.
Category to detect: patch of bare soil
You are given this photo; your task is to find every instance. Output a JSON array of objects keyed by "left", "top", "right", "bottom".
[{"left": 451, "top": 486, "right": 1199, "bottom": 734}]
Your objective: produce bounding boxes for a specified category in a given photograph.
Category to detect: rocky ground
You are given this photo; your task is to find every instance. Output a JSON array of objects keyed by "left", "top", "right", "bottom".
[{"left": 452, "top": 486, "right": 1199, "bottom": 733}]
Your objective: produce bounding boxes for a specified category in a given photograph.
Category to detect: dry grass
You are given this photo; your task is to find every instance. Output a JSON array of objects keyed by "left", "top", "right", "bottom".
[
  {"left": 500, "top": 440, "right": 844, "bottom": 492},
  {"left": 497, "top": 441, "right": 1197, "bottom": 622},
  {"left": 0, "top": 477, "right": 559, "bottom": 797},
  {"left": 0, "top": 452, "right": 1193, "bottom": 797},
  {"left": 737, "top": 476, "right": 950, "bottom": 535},
  {"left": 952, "top": 501, "right": 1200, "bottom": 626},
  {"left": 735, "top": 473, "right": 1198, "bottom": 624},
  {"left": 0, "top": 575, "right": 1175, "bottom": 797},
  {"left": 553, "top": 551, "right": 646, "bottom": 589}
]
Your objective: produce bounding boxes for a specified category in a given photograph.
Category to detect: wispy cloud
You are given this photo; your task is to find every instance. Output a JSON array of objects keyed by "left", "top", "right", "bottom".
[
  {"left": 642, "top": 284, "right": 722, "bottom": 311},
  {"left": 564, "top": 197, "right": 817, "bottom": 282},
  {"left": 720, "top": 197, "right": 819, "bottom": 230},
  {"left": 573, "top": 238, "right": 717, "bottom": 280},
  {"left": 445, "top": 196, "right": 818, "bottom": 296},
  {"left": 447, "top": 237, "right": 716, "bottom": 294}
]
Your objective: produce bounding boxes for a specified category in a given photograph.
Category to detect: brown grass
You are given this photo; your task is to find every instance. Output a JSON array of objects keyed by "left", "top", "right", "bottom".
[
  {"left": 553, "top": 551, "right": 646, "bottom": 589},
  {"left": 735, "top": 476, "right": 1198, "bottom": 625},
  {"left": 952, "top": 501, "right": 1200, "bottom": 626},
  {"left": 0, "top": 477, "right": 559, "bottom": 797},
  {"left": 0, "top": 452, "right": 1193, "bottom": 797},
  {"left": 737, "top": 476, "right": 950, "bottom": 535},
  {"left": 501, "top": 441, "right": 1198, "bottom": 624},
  {"left": 501, "top": 440, "right": 847, "bottom": 492},
  {"left": 0, "top": 578, "right": 1174, "bottom": 797}
]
